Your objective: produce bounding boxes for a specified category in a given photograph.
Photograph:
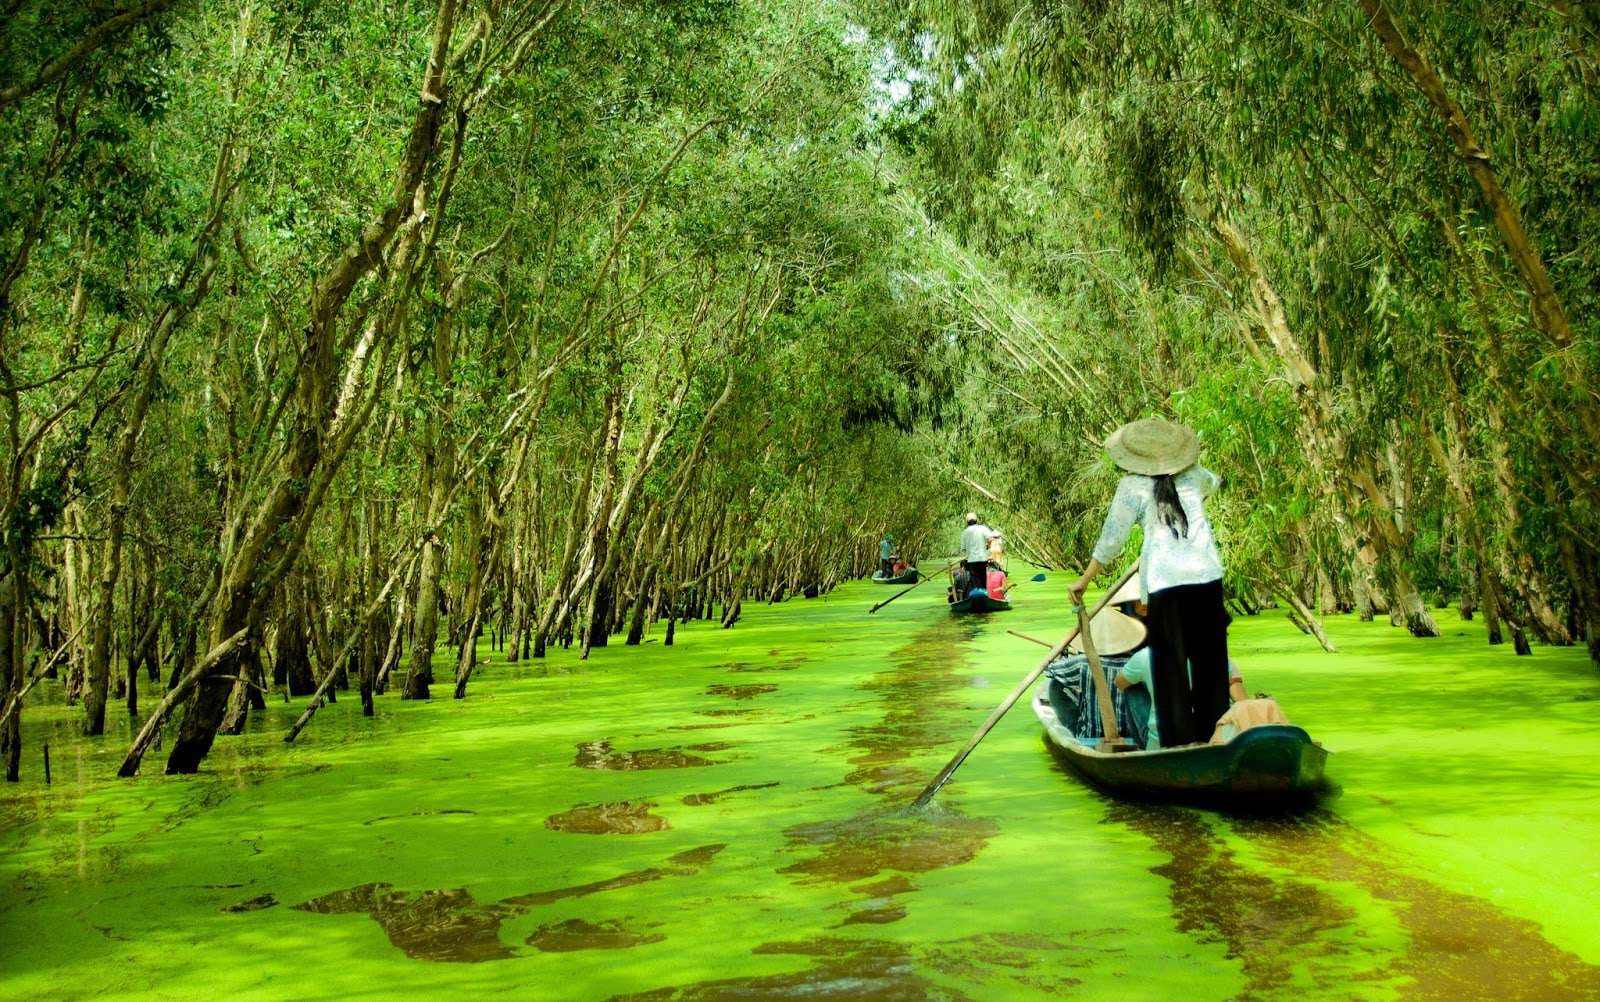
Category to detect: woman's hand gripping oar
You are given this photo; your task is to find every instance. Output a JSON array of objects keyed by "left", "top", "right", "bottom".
[
  {"left": 869, "top": 560, "right": 958, "bottom": 614},
  {"left": 910, "top": 563, "right": 1139, "bottom": 808}
]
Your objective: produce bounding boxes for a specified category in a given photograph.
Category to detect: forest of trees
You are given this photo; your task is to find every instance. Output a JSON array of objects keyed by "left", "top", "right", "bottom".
[{"left": 2, "top": 0, "right": 1595, "bottom": 781}]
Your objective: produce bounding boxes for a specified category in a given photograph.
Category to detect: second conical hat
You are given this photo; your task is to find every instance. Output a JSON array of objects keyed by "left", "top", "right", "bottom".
[{"left": 1067, "top": 607, "right": 1147, "bottom": 657}]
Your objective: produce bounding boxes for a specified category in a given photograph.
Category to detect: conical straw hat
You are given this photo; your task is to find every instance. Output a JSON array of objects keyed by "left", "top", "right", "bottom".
[
  {"left": 1067, "top": 608, "right": 1147, "bottom": 657},
  {"left": 1107, "top": 575, "right": 1142, "bottom": 606},
  {"left": 1104, "top": 418, "right": 1200, "bottom": 476}
]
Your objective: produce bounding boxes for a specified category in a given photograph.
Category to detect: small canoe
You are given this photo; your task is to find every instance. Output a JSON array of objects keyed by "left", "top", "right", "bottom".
[
  {"left": 949, "top": 591, "right": 1011, "bottom": 614},
  {"left": 872, "top": 568, "right": 920, "bottom": 585},
  {"left": 1031, "top": 681, "right": 1327, "bottom": 800}
]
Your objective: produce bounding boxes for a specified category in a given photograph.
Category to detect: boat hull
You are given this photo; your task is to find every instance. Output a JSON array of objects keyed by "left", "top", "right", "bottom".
[
  {"left": 872, "top": 569, "right": 920, "bottom": 585},
  {"left": 949, "top": 593, "right": 1011, "bottom": 614},
  {"left": 1031, "top": 682, "right": 1327, "bottom": 800}
]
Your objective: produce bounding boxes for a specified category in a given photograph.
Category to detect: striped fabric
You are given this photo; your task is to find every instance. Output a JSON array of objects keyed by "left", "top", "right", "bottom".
[{"left": 1043, "top": 654, "right": 1152, "bottom": 748}]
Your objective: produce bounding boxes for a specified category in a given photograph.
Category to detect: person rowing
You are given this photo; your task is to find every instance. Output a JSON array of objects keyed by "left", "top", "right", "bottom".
[{"left": 1069, "top": 418, "right": 1230, "bottom": 748}]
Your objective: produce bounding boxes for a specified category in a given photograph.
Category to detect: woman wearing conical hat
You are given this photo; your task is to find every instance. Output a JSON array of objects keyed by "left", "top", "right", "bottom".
[{"left": 1068, "top": 418, "right": 1229, "bottom": 748}]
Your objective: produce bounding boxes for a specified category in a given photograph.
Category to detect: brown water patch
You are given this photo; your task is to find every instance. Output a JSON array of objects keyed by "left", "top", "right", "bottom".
[
  {"left": 666, "top": 723, "right": 738, "bottom": 731},
  {"left": 294, "top": 883, "right": 515, "bottom": 963},
  {"left": 849, "top": 874, "right": 917, "bottom": 898},
  {"left": 698, "top": 708, "right": 756, "bottom": 717},
  {"left": 681, "top": 782, "right": 779, "bottom": 806},
  {"left": 1232, "top": 811, "right": 1600, "bottom": 1000},
  {"left": 545, "top": 801, "right": 670, "bottom": 835},
  {"left": 777, "top": 617, "right": 996, "bottom": 888},
  {"left": 527, "top": 917, "right": 665, "bottom": 952},
  {"left": 705, "top": 683, "right": 777, "bottom": 700},
  {"left": 362, "top": 808, "right": 477, "bottom": 826},
  {"left": 222, "top": 893, "right": 277, "bottom": 913},
  {"left": 840, "top": 905, "right": 906, "bottom": 925},
  {"left": 574, "top": 740, "right": 732, "bottom": 771},
  {"left": 724, "top": 661, "right": 802, "bottom": 673},
  {"left": 503, "top": 868, "right": 668, "bottom": 907},
  {"left": 612, "top": 936, "right": 963, "bottom": 1001},
  {"left": 667, "top": 843, "right": 728, "bottom": 867},
  {"left": 780, "top": 805, "right": 997, "bottom": 885},
  {"left": 503, "top": 844, "right": 725, "bottom": 908},
  {"left": 921, "top": 932, "right": 1092, "bottom": 993},
  {"left": 840, "top": 616, "right": 980, "bottom": 800}
]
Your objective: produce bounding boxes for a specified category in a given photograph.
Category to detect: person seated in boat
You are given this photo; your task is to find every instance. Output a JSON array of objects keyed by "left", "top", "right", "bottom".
[
  {"left": 949, "top": 563, "right": 972, "bottom": 603},
  {"left": 985, "top": 560, "right": 1008, "bottom": 600},
  {"left": 891, "top": 554, "right": 908, "bottom": 575},
  {"left": 1118, "top": 655, "right": 1266, "bottom": 748},
  {"left": 1209, "top": 694, "right": 1290, "bottom": 743},
  {"left": 1044, "top": 609, "right": 1151, "bottom": 747}
]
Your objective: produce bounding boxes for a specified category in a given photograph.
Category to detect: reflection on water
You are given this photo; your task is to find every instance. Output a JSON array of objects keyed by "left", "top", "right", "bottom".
[
  {"left": 1232, "top": 811, "right": 1600, "bottom": 1000},
  {"left": 1109, "top": 801, "right": 1600, "bottom": 1000}
]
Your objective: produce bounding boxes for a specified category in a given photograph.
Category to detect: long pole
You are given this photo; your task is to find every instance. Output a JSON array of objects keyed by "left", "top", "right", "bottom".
[
  {"left": 910, "top": 563, "right": 1138, "bottom": 808},
  {"left": 869, "top": 560, "right": 958, "bottom": 614}
]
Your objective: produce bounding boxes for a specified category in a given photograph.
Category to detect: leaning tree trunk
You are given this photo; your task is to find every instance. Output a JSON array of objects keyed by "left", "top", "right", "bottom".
[{"left": 155, "top": 0, "right": 462, "bottom": 776}]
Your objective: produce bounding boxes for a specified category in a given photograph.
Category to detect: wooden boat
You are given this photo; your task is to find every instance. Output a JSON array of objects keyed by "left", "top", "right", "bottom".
[
  {"left": 1031, "top": 681, "right": 1327, "bottom": 799},
  {"left": 948, "top": 591, "right": 1012, "bottom": 614},
  {"left": 871, "top": 568, "right": 919, "bottom": 585}
]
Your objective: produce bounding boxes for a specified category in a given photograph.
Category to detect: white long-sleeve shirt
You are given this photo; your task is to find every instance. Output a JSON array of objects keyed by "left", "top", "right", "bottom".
[
  {"left": 1091, "top": 467, "right": 1223, "bottom": 599},
  {"left": 960, "top": 523, "right": 993, "bottom": 562}
]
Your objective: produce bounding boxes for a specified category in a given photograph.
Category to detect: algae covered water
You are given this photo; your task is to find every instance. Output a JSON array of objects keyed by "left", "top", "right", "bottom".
[{"left": 3, "top": 577, "right": 1599, "bottom": 1000}]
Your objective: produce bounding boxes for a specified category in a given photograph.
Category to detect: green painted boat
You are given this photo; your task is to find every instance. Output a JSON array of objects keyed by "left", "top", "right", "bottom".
[
  {"left": 871, "top": 568, "right": 920, "bottom": 585},
  {"left": 948, "top": 591, "right": 1012, "bottom": 614},
  {"left": 1031, "top": 681, "right": 1328, "bottom": 800}
]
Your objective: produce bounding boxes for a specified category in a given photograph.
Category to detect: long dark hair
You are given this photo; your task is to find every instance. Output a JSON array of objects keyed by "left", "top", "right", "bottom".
[{"left": 1153, "top": 473, "right": 1189, "bottom": 538}]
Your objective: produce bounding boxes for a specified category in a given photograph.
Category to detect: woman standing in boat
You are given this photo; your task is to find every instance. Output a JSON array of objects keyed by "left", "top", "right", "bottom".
[{"left": 1068, "top": 418, "right": 1228, "bottom": 747}]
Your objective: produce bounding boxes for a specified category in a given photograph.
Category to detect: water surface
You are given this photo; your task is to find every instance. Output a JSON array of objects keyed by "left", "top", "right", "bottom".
[{"left": 2, "top": 576, "right": 1598, "bottom": 999}]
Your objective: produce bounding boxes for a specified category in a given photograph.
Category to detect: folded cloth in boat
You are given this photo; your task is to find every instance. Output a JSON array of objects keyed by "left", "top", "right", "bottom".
[
  {"left": 1044, "top": 655, "right": 1150, "bottom": 749},
  {"left": 1209, "top": 697, "right": 1290, "bottom": 744}
]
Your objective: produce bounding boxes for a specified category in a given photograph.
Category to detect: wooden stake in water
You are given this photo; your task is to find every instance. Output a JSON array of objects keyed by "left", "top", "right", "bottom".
[{"left": 42, "top": 741, "right": 51, "bottom": 785}]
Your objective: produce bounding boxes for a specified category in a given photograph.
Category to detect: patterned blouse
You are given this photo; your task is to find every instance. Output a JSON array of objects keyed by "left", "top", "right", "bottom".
[{"left": 1091, "top": 466, "right": 1224, "bottom": 599}]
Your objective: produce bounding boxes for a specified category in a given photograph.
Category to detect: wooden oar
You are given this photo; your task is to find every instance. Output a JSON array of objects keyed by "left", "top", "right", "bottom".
[
  {"left": 910, "top": 563, "right": 1139, "bottom": 808},
  {"left": 1006, "top": 629, "right": 1052, "bottom": 648},
  {"left": 869, "top": 560, "right": 956, "bottom": 614},
  {"left": 1076, "top": 600, "right": 1125, "bottom": 750}
]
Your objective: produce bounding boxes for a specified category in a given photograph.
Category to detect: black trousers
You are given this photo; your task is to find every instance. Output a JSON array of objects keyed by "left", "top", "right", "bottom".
[
  {"left": 880, "top": 558, "right": 893, "bottom": 577},
  {"left": 964, "top": 561, "right": 988, "bottom": 595},
  {"left": 1144, "top": 579, "right": 1231, "bottom": 747}
]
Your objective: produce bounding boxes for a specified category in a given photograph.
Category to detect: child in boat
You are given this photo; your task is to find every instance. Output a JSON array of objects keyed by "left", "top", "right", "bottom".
[{"left": 949, "top": 564, "right": 972, "bottom": 603}]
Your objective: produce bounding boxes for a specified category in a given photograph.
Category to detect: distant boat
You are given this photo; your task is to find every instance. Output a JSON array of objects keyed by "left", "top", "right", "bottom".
[
  {"left": 1031, "top": 681, "right": 1328, "bottom": 800},
  {"left": 871, "top": 568, "right": 919, "bottom": 585},
  {"left": 948, "top": 590, "right": 1011, "bottom": 614}
]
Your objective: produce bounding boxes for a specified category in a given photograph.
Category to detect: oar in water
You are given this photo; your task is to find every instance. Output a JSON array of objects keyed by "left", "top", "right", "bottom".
[
  {"left": 1000, "top": 571, "right": 1046, "bottom": 595},
  {"left": 910, "top": 563, "right": 1139, "bottom": 809},
  {"left": 869, "top": 560, "right": 957, "bottom": 614}
]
